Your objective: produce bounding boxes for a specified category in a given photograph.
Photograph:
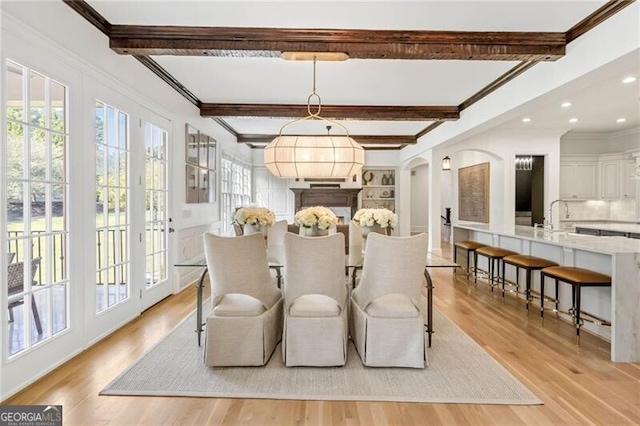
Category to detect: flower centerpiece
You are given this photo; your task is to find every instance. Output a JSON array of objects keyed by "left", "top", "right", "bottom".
[
  {"left": 353, "top": 208, "right": 398, "bottom": 231},
  {"left": 295, "top": 206, "right": 337, "bottom": 236},
  {"left": 232, "top": 206, "right": 275, "bottom": 234}
]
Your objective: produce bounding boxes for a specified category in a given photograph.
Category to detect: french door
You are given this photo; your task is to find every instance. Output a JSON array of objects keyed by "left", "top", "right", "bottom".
[
  {"left": 85, "top": 85, "right": 172, "bottom": 341},
  {"left": 2, "top": 33, "right": 174, "bottom": 398},
  {"left": 140, "top": 114, "right": 172, "bottom": 311}
]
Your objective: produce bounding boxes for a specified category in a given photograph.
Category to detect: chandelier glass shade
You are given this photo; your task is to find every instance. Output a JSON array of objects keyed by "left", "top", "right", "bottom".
[
  {"left": 264, "top": 58, "right": 364, "bottom": 179},
  {"left": 264, "top": 134, "right": 364, "bottom": 178}
]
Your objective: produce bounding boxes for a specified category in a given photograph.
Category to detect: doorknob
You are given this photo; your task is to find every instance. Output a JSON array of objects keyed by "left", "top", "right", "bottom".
[{"left": 169, "top": 227, "right": 175, "bottom": 233}]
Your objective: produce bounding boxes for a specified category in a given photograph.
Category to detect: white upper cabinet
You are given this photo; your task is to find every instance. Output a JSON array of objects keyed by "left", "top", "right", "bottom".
[
  {"left": 600, "top": 160, "right": 620, "bottom": 199},
  {"left": 621, "top": 158, "right": 637, "bottom": 199},
  {"left": 561, "top": 154, "right": 638, "bottom": 200},
  {"left": 599, "top": 155, "right": 637, "bottom": 200},
  {"left": 560, "top": 159, "right": 598, "bottom": 200}
]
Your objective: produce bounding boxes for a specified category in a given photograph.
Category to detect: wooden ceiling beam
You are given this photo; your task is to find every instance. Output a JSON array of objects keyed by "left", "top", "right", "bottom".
[
  {"left": 109, "top": 26, "right": 566, "bottom": 61},
  {"left": 62, "top": 0, "right": 111, "bottom": 36},
  {"left": 566, "top": 0, "right": 635, "bottom": 43},
  {"left": 237, "top": 134, "right": 416, "bottom": 147},
  {"left": 201, "top": 104, "right": 459, "bottom": 121}
]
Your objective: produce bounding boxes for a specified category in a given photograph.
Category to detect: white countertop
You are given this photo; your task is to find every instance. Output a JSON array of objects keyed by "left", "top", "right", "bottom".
[
  {"left": 574, "top": 223, "right": 640, "bottom": 233},
  {"left": 454, "top": 223, "right": 640, "bottom": 254}
]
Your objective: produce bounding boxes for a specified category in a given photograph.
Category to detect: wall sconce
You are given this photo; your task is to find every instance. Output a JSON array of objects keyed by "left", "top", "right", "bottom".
[{"left": 442, "top": 156, "right": 451, "bottom": 171}]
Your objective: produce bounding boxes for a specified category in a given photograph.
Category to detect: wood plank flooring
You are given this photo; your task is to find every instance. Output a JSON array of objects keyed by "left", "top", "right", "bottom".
[{"left": 5, "top": 246, "right": 640, "bottom": 425}]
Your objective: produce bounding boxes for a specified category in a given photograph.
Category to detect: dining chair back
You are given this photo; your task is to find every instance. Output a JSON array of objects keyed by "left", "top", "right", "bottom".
[
  {"left": 202, "top": 233, "right": 283, "bottom": 366},
  {"left": 282, "top": 233, "right": 348, "bottom": 366},
  {"left": 350, "top": 233, "right": 428, "bottom": 368}
]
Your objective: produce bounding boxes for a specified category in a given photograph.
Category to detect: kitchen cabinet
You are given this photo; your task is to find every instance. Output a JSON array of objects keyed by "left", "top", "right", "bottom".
[
  {"left": 621, "top": 158, "right": 637, "bottom": 199},
  {"left": 561, "top": 154, "right": 638, "bottom": 200},
  {"left": 360, "top": 168, "right": 396, "bottom": 211},
  {"left": 559, "top": 160, "right": 598, "bottom": 200},
  {"left": 600, "top": 159, "right": 620, "bottom": 199},
  {"left": 600, "top": 157, "right": 637, "bottom": 200}
]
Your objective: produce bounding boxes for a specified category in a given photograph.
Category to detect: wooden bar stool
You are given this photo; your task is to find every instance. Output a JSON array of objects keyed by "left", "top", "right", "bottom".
[
  {"left": 474, "top": 246, "right": 518, "bottom": 291},
  {"left": 453, "top": 241, "right": 487, "bottom": 278},
  {"left": 502, "top": 255, "right": 558, "bottom": 309},
  {"left": 540, "top": 266, "right": 611, "bottom": 344}
]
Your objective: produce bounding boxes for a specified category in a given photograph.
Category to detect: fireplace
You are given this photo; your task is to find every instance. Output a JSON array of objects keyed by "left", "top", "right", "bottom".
[
  {"left": 290, "top": 187, "right": 361, "bottom": 252},
  {"left": 291, "top": 188, "right": 362, "bottom": 218}
]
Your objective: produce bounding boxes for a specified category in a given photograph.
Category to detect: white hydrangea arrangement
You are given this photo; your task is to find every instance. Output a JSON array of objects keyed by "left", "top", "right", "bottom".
[
  {"left": 294, "top": 206, "right": 338, "bottom": 230},
  {"left": 353, "top": 208, "right": 398, "bottom": 230},
  {"left": 232, "top": 206, "right": 276, "bottom": 226}
]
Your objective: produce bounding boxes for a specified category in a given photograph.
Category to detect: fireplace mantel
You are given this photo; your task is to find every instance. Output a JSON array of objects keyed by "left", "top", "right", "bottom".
[{"left": 291, "top": 188, "right": 362, "bottom": 218}]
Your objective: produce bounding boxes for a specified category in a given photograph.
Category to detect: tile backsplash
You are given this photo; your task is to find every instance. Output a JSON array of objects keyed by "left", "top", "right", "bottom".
[{"left": 565, "top": 199, "right": 637, "bottom": 222}]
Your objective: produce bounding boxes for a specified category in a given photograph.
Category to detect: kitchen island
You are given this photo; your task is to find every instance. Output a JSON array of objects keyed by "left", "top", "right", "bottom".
[
  {"left": 452, "top": 223, "right": 640, "bottom": 362},
  {"left": 574, "top": 222, "right": 640, "bottom": 238}
]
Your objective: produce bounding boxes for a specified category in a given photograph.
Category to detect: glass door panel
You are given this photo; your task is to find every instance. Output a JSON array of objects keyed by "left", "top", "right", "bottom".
[
  {"left": 141, "top": 120, "right": 170, "bottom": 310},
  {"left": 94, "top": 101, "right": 130, "bottom": 314}
]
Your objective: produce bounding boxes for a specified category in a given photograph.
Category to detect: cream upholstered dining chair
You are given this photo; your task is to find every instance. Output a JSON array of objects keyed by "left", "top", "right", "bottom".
[
  {"left": 350, "top": 232, "right": 428, "bottom": 368},
  {"left": 203, "top": 232, "right": 283, "bottom": 367},
  {"left": 282, "top": 233, "right": 348, "bottom": 366},
  {"left": 266, "top": 219, "right": 288, "bottom": 264}
]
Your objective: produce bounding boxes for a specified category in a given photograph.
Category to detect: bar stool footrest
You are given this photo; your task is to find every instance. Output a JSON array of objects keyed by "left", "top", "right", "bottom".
[{"left": 567, "top": 308, "right": 612, "bottom": 327}]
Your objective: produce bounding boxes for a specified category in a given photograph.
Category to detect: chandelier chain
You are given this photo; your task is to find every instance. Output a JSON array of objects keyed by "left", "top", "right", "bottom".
[{"left": 307, "top": 56, "right": 322, "bottom": 117}]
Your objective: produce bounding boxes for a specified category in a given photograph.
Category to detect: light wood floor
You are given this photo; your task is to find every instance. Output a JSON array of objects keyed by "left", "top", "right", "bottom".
[{"left": 5, "top": 246, "right": 640, "bottom": 425}]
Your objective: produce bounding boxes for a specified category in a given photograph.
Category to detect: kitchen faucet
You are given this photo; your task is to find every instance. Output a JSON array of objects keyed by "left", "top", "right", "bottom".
[{"left": 546, "top": 199, "right": 570, "bottom": 230}]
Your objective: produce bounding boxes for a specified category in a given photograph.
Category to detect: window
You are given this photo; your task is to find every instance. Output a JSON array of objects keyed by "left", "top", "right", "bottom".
[
  {"left": 220, "top": 156, "right": 251, "bottom": 233},
  {"left": 6, "top": 60, "right": 69, "bottom": 356}
]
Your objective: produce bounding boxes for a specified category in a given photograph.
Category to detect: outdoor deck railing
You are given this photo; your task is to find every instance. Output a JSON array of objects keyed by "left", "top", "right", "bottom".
[{"left": 7, "top": 229, "right": 136, "bottom": 285}]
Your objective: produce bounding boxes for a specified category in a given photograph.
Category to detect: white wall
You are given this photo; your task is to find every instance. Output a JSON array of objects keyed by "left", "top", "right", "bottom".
[
  {"left": 561, "top": 128, "right": 640, "bottom": 155},
  {"left": 612, "top": 128, "right": 640, "bottom": 152},
  {"left": 410, "top": 164, "right": 429, "bottom": 233},
  {"left": 446, "top": 129, "right": 564, "bottom": 229}
]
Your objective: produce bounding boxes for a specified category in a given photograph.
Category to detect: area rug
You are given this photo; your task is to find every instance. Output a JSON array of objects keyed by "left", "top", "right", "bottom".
[{"left": 101, "top": 305, "right": 542, "bottom": 405}]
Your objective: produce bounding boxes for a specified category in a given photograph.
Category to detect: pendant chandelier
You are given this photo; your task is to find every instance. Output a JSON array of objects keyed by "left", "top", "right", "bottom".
[
  {"left": 515, "top": 155, "right": 533, "bottom": 171},
  {"left": 264, "top": 57, "right": 364, "bottom": 179}
]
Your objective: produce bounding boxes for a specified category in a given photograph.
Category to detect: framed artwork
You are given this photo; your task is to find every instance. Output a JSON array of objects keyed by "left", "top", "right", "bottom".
[
  {"left": 198, "top": 134, "right": 208, "bottom": 169},
  {"left": 185, "top": 164, "right": 199, "bottom": 204},
  {"left": 458, "top": 162, "right": 490, "bottom": 223},
  {"left": 185, "top": 124, "right": 217, "bottom": 203},
  {"left": 207, "top": 136, "right": 216, "bottom": 171},
  {"left": 185, "top": 125, "right": 199, "bottom": 165}
]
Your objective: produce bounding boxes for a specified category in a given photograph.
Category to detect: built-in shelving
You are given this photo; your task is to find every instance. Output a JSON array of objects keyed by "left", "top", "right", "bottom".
[{"left": 360, "top": 168, "right": 396, "bottom": 211}]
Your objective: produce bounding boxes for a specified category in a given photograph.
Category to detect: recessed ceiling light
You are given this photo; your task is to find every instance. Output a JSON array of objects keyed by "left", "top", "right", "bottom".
[
  {"left": 622, "top": 76, "right": 637, "bottom": 84},
  {"left": 616, "top": 118, "right": 627, "bottom": 123},
  {"left": 569, "top": 118, "right": 578, "bottom": 123},
  {"left": 522, "top": 117, "right": 531, "bottom": 123},
  {"left": 561, "top": 102, "right": 572, "bottom": 108}
]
